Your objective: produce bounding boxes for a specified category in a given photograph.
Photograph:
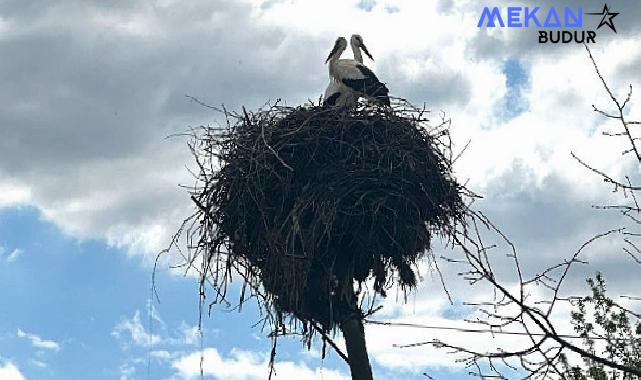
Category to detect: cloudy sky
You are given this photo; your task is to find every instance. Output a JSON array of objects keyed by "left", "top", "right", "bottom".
[{"left": 1, "top": 0, "right": 641, "bottom": 379}]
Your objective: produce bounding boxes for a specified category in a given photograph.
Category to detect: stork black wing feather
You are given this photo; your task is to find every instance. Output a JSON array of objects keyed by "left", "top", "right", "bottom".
[
  {"left": 323, "top": 92, "right": 341, "bottom": 106},
  {"left": 342, "top": 64, "right": 390, "bottom": 106}
]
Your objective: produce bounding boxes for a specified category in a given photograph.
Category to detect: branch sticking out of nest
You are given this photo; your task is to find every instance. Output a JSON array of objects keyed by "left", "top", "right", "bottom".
[{"left": 187, "top": 97, "right": 468, "bottom": 337}]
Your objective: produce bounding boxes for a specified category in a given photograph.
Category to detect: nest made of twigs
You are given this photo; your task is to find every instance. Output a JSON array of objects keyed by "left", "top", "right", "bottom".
[{"left": 189, "top": 98, "right": 466, "bottom": 331}]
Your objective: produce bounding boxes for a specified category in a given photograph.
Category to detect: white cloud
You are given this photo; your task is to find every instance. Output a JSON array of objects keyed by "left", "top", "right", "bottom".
[
  {"left": 6, "top": 248, "right": 23, "bottom": 263},
  {"left": 16, "top": 328, "right": 61, "bottom": 351},
  {"left": 0, "top": 181, "right": 31, "bottom": 208},
  {"left": 364, "top": 301, "right": 553, "bottom": 371},
  {"left": 119, "top": 363, "right": 136, "bottom": 380},
  {"left": 150, "top": 350, "right": 173, "bottom": 360},
  {"left": 0, "top": 246, "right": 23, "bottom": 263},
  {"left": 0, "top": 361, "right": 26, "bottom": 380},
  {"left": 180, "top": 324, "right": 200, "bottom": 346},
  {"left": 112, "top": 310, "right": 162, "bottom": 348},
  {"left": 0, "top": 0, "right": 327, "bottom": 260},
  {"left": 357, "top": 287, "right": 490, "bottom": 370},
  {"left": 112, "top": 308, "right": 203, "bottom": 351},
  {"left": 172, "top": 347, "right": 349, "bottom": 380},
  {"left": 30, "top": 359, "right": 47, "bottom": 368}
]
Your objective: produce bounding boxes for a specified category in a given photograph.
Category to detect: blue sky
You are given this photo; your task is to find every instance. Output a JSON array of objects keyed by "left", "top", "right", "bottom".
[
  {"left": 0, "top": 207, "right": 314, "bottom": 378},
  {"left": 499, "top": 58, "right": 529, "bottom": 121},
  {"left": 0, "top": 207, "right": 199, "bottom": 379},
  {"left": 0, "top": 207, "right": 468, "bottom": 379},
  {"left": 1, "top": 0, "right": 641, "bottom": 379}
]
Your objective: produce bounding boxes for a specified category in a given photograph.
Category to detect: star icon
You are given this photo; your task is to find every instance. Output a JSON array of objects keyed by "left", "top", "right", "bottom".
[{"left": 586, "top": 4, "right": 619, "bottom": 33}]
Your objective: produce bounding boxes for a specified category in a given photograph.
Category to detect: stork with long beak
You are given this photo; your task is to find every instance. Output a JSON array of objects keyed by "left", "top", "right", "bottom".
[
  {"left": 350, "top": 34, "right": 373, "bottom": 64},
  {"left": 324, "top": 35, "right": 390, "bottom": 107},
  {"left": 323, "top": 37, "right": 356, "bottom": 107}
]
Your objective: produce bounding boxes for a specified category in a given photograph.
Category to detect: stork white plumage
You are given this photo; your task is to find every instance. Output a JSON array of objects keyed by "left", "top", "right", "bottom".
[
  {"left": 323, "top": 80, "right": 356, "bottom": 107},
  {"left": 324, "top": 35, "right": 390, "bottom": 107},
  {"left": 323, "top": 35, "right": 374, "bottom": 107},
  {"left": 323, "top": 37, "right": 356, "bottom": 107}
]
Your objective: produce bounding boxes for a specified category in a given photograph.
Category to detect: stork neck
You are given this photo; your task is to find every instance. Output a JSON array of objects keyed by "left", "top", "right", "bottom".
[
  {"left": 330, "top": 44, "right": 346, "bottom": 62},
  {"left": 327, "top": 48, "right": 343, "bottom": 79},
  {"left": 328, "top": 59, "right": 339, "bottom": 80},
  {"left": 351, "top": 43, "right": 363, "bottom": 63}
]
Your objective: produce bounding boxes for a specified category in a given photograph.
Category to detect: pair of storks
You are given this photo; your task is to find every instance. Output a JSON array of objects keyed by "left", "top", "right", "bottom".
[{"left": 323, "top": 35, "right": 390, "bottom": 107}]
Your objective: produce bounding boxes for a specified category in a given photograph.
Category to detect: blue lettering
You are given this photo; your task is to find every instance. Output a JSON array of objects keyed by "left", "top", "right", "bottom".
[
  {"left": 565, "top": 7, "right": 582, "bottom": 27},
  {"left": 479, "top": 6, "right": 582, "bottom": 29},
  {"left": 544, "top": 8, "right": 561, "bottom": 27},
  {"left": 478, "top": 7, "right": 505, "bottom": 27},
  {"left": 507, "top": 7, "right": 522, "bottom": 27},
  {"left": 524, "top": 7, "right": 541, "bottom": 27}
]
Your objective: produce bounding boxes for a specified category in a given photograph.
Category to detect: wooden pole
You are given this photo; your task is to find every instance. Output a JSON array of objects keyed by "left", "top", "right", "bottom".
[{"left": 339, "top": 287, "right": 374, "bottom": 380}]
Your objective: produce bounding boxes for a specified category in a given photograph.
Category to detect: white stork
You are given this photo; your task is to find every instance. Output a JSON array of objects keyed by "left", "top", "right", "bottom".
[
  {"left": 323, "top": 37, "right": 356, "bottom": 107},
  {"left": 324, "top": 35, "right": 390, "bottom": 107},
  {"left": 323, "top": 35, "right": 375, "bottom": 107}
]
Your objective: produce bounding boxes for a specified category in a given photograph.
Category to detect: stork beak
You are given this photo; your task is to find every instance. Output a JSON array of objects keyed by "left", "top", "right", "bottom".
[
  {"left": 325, "top": 51, "right": 333, "bottom": 64},
  {"left": 360, "top": 43, "right": 374, "bottom": 61},
  {"left": 325, "top": 41, "right": 341, "bottom": 63}
]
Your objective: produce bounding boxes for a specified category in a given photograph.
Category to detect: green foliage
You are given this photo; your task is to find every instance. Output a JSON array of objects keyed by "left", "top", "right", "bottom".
[{"left": 561, "top": 272, "right": 641, "bottom": 379}]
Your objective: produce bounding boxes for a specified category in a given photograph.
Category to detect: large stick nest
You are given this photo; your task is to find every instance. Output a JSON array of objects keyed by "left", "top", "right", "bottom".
[{"left": 189, "top": 99, "right": 467, "bottom": 332}]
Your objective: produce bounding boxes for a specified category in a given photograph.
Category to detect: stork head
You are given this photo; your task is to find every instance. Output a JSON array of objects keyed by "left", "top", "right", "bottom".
[
  {"left": 325, "top": 37, "right": 347, "bottom": 63},
  {"left": 351, "top": 34, "right": 374, "bottom": 61}
]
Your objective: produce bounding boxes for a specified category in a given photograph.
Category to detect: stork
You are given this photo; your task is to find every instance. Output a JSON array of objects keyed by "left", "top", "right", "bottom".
[
  {"left": 325, "top": 36, "right": 390, "bottom": 107},
  {"left": 323, "top": 35, "right": 375, "bottom": 107},
  {"left": 323, "top": 37, "right": 356, "bottom": 107}
]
